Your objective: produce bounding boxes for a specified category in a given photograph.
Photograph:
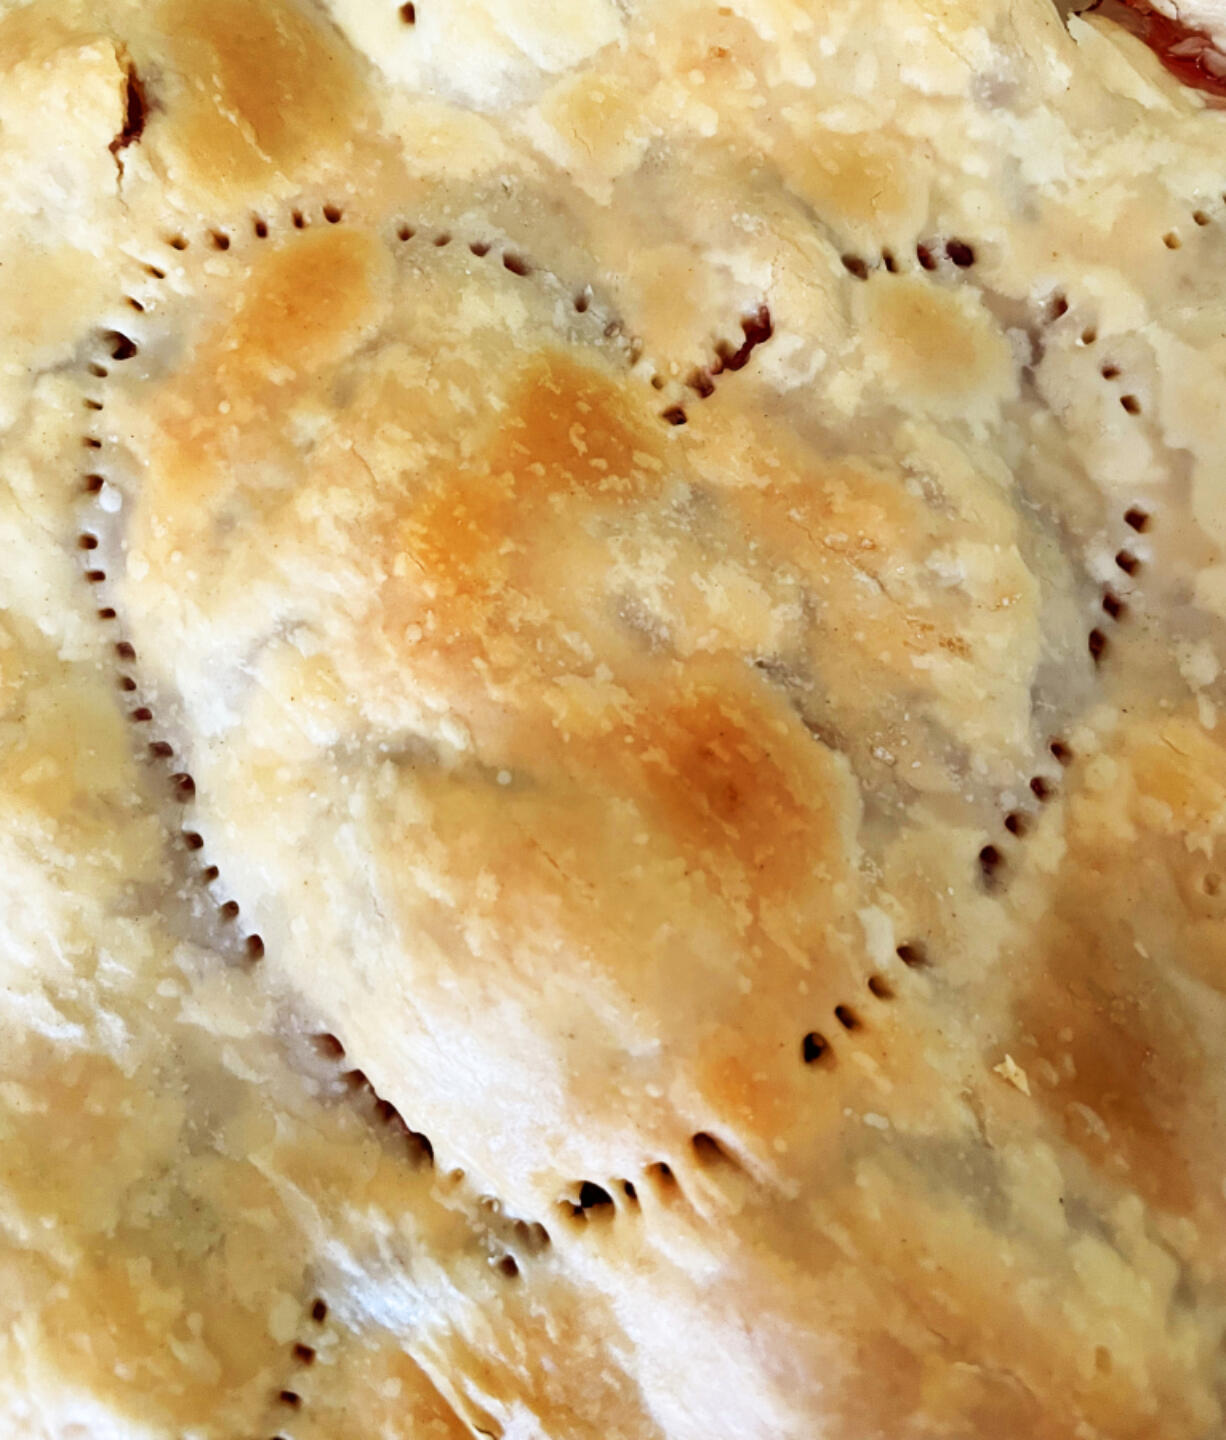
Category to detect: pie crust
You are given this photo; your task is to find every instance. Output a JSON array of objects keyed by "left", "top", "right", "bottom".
[{"left": 2, "top": 1, "right": 1226, "bottom": 1436}]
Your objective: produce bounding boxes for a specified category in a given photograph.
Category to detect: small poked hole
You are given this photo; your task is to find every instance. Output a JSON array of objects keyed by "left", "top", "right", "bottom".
[
  {"left": 148, "top": 740, "right": 174, "bottom": 759},
  {"left": 1162, "top": 231, "right": 1181, "bottom": 250},
  {"left": 1050, "top": 739, "right": 1074, "bottom": 766},
  {"left": 85, "top": 569, "right": 107, "bottom": 583},
  {"left": 106, "top": 331, "right": 139, "bottom": 361},
  {"left": 1030, "top": 775, "right": 1053, "bottom": 801},
  {"left": 84, "top": 399, "right": 104, "bottom": 412},
  {"left": 687, "top": 369, "right": 715, "bottom": 398},
  {"left": 84, "top": 437, "right": 102, "bottom": 450},
  {"left": 496, "top": 1255, "right": 519, "bottom": 1279},
  {"left": 278, "top": 1391, "right": 301, "bottom": 1410},
  {"left": 78, "top": 534, "right": 98, "bottom": 550},
  {"left": 292, "top": 1344, "right": 316, "bottom": 1365},
  {"left": 130, "top": 707, "right": 153, "bottom": 723},
  {"left": 867, "top": 974, "right": 893, "bottom": 1000},
  {"left": 916, "top": 243, "right": 937, "bottom": 272},
  {"left": 1124, "top": 505, "right": 1150, "bottom": 532},
  {"left": 173, "top": 772, "right": 196, "bottom": 798},
  {"left": 895, "top": 941, "right": 929, "bottom": 968},
  {"left": 1101, "top": 591, "right": 1125, "bottom": 620},
  {"left": 469, "top": 240, "right": 490, "bottom": 257},
  {"left": 253, "top": 217, "right": 269, "bottom": 238},
  {"left": 245, "top": 934, "right": 265, "bottom": 960},
  {"left": 292, "top": 210, "right": 306, "bottom": 230},
  {"left": 119, "top": 676, "right": 137, "bottom": 693},
  {"left": 690, "top": 1131, "right": 735, "bottom": 1166},
  {"left": 144, "top": 264, "right": 166, "bottom": 279},
  {"left": 502, "top": 251, "right": 530, "bottom": 276},
  {"left": 978, "top": 844, "right": 1003, "bottom": 885},
  {"left": 315, "top": 1032, "right": 345, "bottom": 1059},
  {"left": 841, "top": 254, "right": 869, "bottom": 280},
  {"left": 1193, "top": 210, "right": 1211, "bottom": 227},
  {"left": 1088, "top": 628, "right": 1108, "bottom": 662},
  {"left": 98, "top": 607, "right": 116, "bottom": 619},
  {"left": 126, "top": 296, "right": 145, "bottom": 312},
  {"left": 84, "top": 473, "right": 104, "bottom": 492},
  {"left": 400, "top": 1, "right": 416, "bottom": 20},
  {"left": 573, "top": 290, "right": 589, "bottom": 313},
  {"left": 1004, "top": 811, "right": 1029, "bottom": 837},
  {"left": 1100, "top": 363, "right": 1120, "bottom": 380},
  {"left": 802, "top": 1031, "right": 831, "bottom": 1064},
  {"left": 397, "top": 224, "right": 415, "bottom": 242},
  {"left": 1049, "top": 293, "right": 1069, "bottom": 321},
  {"left": 945, "top": 239, "right": 975, "bottom": 267},
  {"left": 881, "top": 248, "right": 898, "bottom": 273},
  {"left": 201, "top": 864, "right": 219, "bottom": 882},
  {"left": 322, "top": 204, "right": 342, "bottom": 224},
  {"left": 219, "top": 899, "right": 240, "bottom": 921},
  {"left": 182, "top": 831, "right": 204, "bottom": 850},
  {"left": 166, "top": 235, "right": 188, "bottom": 251},
  {"left": 433, "top": 232, "right": 451, "bottom": 247},
  {"left": 1119, "top": 394, "right": 1141, "bottom": 415},
  {"left": 311, "top": 1299, "right": 328, "bottom": 1323},
  {"left": 833, "top": 1004, "right": 860, "bottom": 1031},
  {"left": 1080, "top": 326, "right": 1096, "bottom": 346},
  {"left": 1115, "top": 549, "right": 1140, "bottom": 576},
  {"left": 660, "top": 405, "right": 687, "bottom": 426},
  {"left": 210, "top": 230, "right": 230, "bottom": 251}
]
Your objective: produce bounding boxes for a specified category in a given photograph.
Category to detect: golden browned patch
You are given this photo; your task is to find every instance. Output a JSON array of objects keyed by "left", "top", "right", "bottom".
[
  {"left": 144, "top": 226, "right": 389, "bottom": 523},
  {"left": 633, "top": 684, "right": 837, "bottom": 901},
  {"left": 861, "top": 277, "right": 1015, "bottom": 415},
  {"left": 156, "top": 0, "right": 365, "bottom": 195},
  {"left": 1009, "top": 716, "right": 1226, "bottom": 1237}
]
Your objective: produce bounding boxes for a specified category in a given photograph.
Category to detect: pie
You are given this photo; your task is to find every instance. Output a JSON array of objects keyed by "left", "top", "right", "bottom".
[{"left": 2, "top": 1, "right": 1226, "bottom": 1436}]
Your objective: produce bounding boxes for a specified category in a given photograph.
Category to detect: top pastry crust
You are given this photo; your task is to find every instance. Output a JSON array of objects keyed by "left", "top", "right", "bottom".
[{"left": 2, "top": 0, "right": 1226, "bottom": 1437}]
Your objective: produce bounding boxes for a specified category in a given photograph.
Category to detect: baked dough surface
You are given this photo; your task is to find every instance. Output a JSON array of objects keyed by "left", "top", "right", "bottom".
[{"left": 2, "top": 0, "right": 1226, "bottom": 1436}]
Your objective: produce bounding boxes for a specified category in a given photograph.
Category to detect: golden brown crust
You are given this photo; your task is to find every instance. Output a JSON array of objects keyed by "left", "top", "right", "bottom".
[{"left": 3, "top": 0, "right": 1226, "bottom": 1436}]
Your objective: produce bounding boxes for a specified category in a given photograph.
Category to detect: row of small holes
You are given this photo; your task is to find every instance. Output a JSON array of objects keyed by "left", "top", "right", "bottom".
[
  {"left": 265, "top": 1300, "right": 329, "bottom": 1439},
  {"left": 78, "top": 325, "right": 265, "bottom": 959},
  {"left": 801, "top": 948, "right": 914, "bottom": 1068},
  {"left": 971, "top": 289, "right": 1156, "bottom": 890},
  {"left": 561, "top": 1130, "right": 749, "bottom": 1225},
  {"left": 671, "top": 305, "right": 775, "bottom": 420},
  {"left": 84, "top": 305, "right": 326, "bottom": 1435},
  {"left": 842, "top": 237, "right": 976, "bottom": 282},
  {"left": 161, "top": 203, "right": 345, "bottom": 255}
]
